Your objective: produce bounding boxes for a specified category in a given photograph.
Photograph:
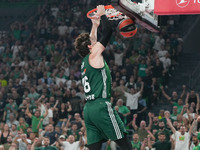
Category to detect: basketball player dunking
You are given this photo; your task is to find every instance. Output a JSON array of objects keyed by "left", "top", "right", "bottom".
[{"left": 74, "top": 5, "right": 132, "bottom": 150}]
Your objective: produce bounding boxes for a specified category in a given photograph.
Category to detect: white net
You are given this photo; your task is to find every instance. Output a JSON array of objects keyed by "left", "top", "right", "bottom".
[{"left": 105, "top": 8, "right": 128, "bottom": 20}]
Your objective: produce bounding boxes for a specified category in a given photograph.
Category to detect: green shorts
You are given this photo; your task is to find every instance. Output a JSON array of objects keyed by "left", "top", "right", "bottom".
[{"left": 83, "top": 98, "right": 127, "bottom": 145}]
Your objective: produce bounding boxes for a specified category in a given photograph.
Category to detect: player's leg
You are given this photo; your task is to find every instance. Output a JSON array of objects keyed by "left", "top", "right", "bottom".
[
  {"left": 87, "top": 140, "right": 103, "bottom": 150},
  {"left": 102, "top": 101, "right": 132, "bottom": 149},
  {"left": 90, "top": 100, "right": 127, "bottom": 139},
  {"left": 114, "top": 133, "right": 132, "bottom": 150},
  {"left": 85, "top": 99, "right": 131, "bottom": 149},
  {"left": 84, "top": 102, "right": 105, "bottom": 148}
]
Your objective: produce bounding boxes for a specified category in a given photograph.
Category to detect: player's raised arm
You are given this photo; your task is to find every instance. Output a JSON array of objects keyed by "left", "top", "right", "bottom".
[
  {"left": 90, "top": 5, "right": 113, "bottom": 57},
  {"left": 90, "top": 15, "right": 100, "bottom": 44}
]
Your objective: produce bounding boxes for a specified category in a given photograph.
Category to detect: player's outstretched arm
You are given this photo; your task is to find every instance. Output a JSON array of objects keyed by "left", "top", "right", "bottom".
[
  {"left": 90, "top": 5, "right": 112, "bottom": 58},
  {"left": 90, "top": 16, "right": 100, "bottom": 45}
]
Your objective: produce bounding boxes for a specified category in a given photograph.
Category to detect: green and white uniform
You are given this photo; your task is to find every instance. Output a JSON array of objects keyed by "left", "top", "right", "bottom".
[{"left": 81, "top": 55, "right": 126, "bottom": 145}]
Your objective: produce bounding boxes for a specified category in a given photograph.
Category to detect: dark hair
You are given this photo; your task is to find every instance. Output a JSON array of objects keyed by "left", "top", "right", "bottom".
[
  {"left": 158, "top": 132, "right": 165, "bottom": 136},
  {"left": 74, "top": 33, "right": 91, "bottom": 57},
  {"left": 43, "top": 136, "right": 50, "bottom": 140},
  {"left": 12, "top": 124, "right": 17, "bottom": 127}
]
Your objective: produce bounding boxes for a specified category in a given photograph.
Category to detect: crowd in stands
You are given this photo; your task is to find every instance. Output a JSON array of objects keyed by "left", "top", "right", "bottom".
[{"left": 1, "top": 0, "right": 200, "bottom": 150}]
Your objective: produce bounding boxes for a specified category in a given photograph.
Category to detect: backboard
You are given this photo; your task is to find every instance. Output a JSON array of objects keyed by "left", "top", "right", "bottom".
[{"left": 111, "top": 0, "right": 159, "bottom": 32}]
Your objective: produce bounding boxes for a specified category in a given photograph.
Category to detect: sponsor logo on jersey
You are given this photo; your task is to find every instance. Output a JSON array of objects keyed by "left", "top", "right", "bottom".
[
  {"left": 81, "top": 68, "right": 86, "bottom": 76},
  {"left": 81, "top": 62, "right": 85, "bottom": 69}
]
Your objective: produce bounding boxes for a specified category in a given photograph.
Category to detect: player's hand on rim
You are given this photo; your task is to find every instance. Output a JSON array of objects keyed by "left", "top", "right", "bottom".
[
  {"left": 97, "top": 5, "right": 105, "bottom": 17},
  {"left": 91, "top": 14, "right": 100, "bottom": 27}
]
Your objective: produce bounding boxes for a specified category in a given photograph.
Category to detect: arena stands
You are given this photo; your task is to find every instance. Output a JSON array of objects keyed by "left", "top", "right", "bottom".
[{"left": 0, "top": 0, "right": 200, "bottom": 150}]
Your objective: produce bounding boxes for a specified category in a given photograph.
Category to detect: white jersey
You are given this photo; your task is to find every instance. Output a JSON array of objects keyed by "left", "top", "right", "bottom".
[
  {"left": 174, "top": 131, "right": 190, "bottom": 150},
  {"left": 62, "top": 141, "right": 80, "bottom": 150},
  {"left": 124, "top": 91, "right": 141, "bottom": 110}
]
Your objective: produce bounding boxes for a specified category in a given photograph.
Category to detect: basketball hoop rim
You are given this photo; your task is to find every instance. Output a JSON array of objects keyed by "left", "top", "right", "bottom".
[{"left": 87, "top": 5, "right": 123, "bottom": 19}]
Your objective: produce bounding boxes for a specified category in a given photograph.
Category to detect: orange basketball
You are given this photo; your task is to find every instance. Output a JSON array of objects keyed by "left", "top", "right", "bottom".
[{"left": 118, "top": 18, "right": 137, "bottom": 38}]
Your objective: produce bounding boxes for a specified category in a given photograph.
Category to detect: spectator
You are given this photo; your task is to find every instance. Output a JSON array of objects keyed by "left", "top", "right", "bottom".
[
  {"left": 10, "top": 21, "right": 22, "bottom": 41},
  {"left": 171, "top": 106, "right": 178, "bottom": 121},
  {"left": 14, "top": 133, "right": 31, "bottom": 150},
  {"left": 158, "top": 110, "right": 166, "bottom": 122},
  {"left": 182, "top": 104, "right": 196, "bottom": 120},
  {"left": 0, "top": 135, "right": 12, "bottom": 150},
  {"left": 123, "top": 81, "right": 144, "bottom": 119},
  {"left": 157, "top": 45, "right": 168, "bottom": 58},
  {"left": 173, "top": 98, "right": 184, "bottom": 114},
  {"left": 10, "top": 124, "right": 18, "bottom": 138},
  {"left": 138, "top": 58, "right": 147, "bottom": 78},
  {"left": 148, "top": 132, "right": 171, "bottom": 150},
  {"left": 186, "top": 91, "right": 198, "bottom": 106},
  {"left": 153, "top": 34, "right": 165, "bottom": 51},
  {"left": 166, "top": 114, "right": 198, "bottom": 150},
  {"left": 154, "top": 120, "right": 171, "bottom": 141},
  {"left": 161, "top": 85, "right": 186, "bottom": 103},
  {"left": 44, "top": 124, "right": 58, "bottom": 145},
  {"left": 113, "top": 48, "right": 124, "bottom": 67},
  {"left": 152, "top": 59, "right": 164, "bottom": 80},
  {"left": 17, "top": 117, "right": 29, "bottom": 134},
  {"left": 57, "top": 101, "right": 72, "bottom": 127},
  {"left": 190, "top": 133, "right": 200, "bottom": 150},
  {"left": 29, "top": 132, "right": 36, "bottom": 144},
  {"left": 113, "top": 79, "right": 129, "bottom": 103},
  {"left": 151, "top": 115, "right": 159, "bottom": 131},
  {"left": 58, "top": 22, "right": 68, "bottom": 37},
  {"left": 131, "top": 133, "right": 141, "bottom": 150},
  {"left": 3, "top": 97, "right": 18, "bottom": 122},
  {"left": 116, "top": 99, "right": 130, "bottom": 125},
  {"left": 28, "top": 87, "right": 40, "bottom": 102},
  {"left": 26, "top": 104, "right": 48, "bottom": 133},
  {"left": 6, "top": 113, "right": 19, "bottom": 128},
  {"left": 0, "top": 124, "right": 10, "bottom": 145},
  {"left": 59, "top": 132, "right": 84, "bottom": 150},
  {"left": 18, "top": 97, "right": 29, "bottom": 118},
  {"left": 132, "top": 113, "right": 152, "bottom": 142},
  {"left": 42, "top": 102, "right": 54, "bottom": 126},
  {"left": 70, "top": 89, "right": 82, "bottom": 115},
  {"left": 76, "top": 85, "right": 85, "bottom": 101},
  {"left": 40, "top": 72, "right": 53, "bottom": 86},
  {"left": 0, "top": 74, "right": 7, "bottom": 87},
  {"left": 159, "top": 52, "right": 171, "bottom": 72},
  {"left": 31, "top": 136, "right": 58, "bottom": 150},
  {"left": 70, "top": 113, "right": 83, "bottom": 130}
]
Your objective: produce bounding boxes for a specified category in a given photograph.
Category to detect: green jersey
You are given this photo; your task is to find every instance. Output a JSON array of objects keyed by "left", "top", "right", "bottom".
[
  {"left": 35, "top": 146, "right": 57, "bottom": 150},
  {"left": 81, "top": 55, "right": 111, "bottom": 101},
  {"left": 131, "top": 141, "right": 141, "bottom": 150}
]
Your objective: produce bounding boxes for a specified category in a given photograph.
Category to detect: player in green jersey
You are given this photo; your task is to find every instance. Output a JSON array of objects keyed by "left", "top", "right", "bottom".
[{"left": 74, "top": 5, "right": 132, "bottom": 150}]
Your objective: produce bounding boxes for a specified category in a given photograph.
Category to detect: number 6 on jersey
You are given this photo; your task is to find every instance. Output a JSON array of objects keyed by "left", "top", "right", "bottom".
[{"left": 82, "top": 76, "right": 91, "bottom": 93}]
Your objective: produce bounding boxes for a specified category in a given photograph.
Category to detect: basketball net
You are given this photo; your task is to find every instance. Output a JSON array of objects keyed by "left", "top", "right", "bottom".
[{"left": 105, "top": 8, "right": 128, "bottom": 20}]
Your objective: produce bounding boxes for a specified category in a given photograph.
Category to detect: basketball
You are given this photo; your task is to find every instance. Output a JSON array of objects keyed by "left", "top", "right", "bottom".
[{"left": 118, "top": 18, "right": 137, "bottom": 38}]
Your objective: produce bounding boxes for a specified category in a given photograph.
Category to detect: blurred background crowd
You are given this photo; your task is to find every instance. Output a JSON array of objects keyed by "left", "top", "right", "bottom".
[{"left": 0, "top": 0, "right": 200, "bottom": 150}]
